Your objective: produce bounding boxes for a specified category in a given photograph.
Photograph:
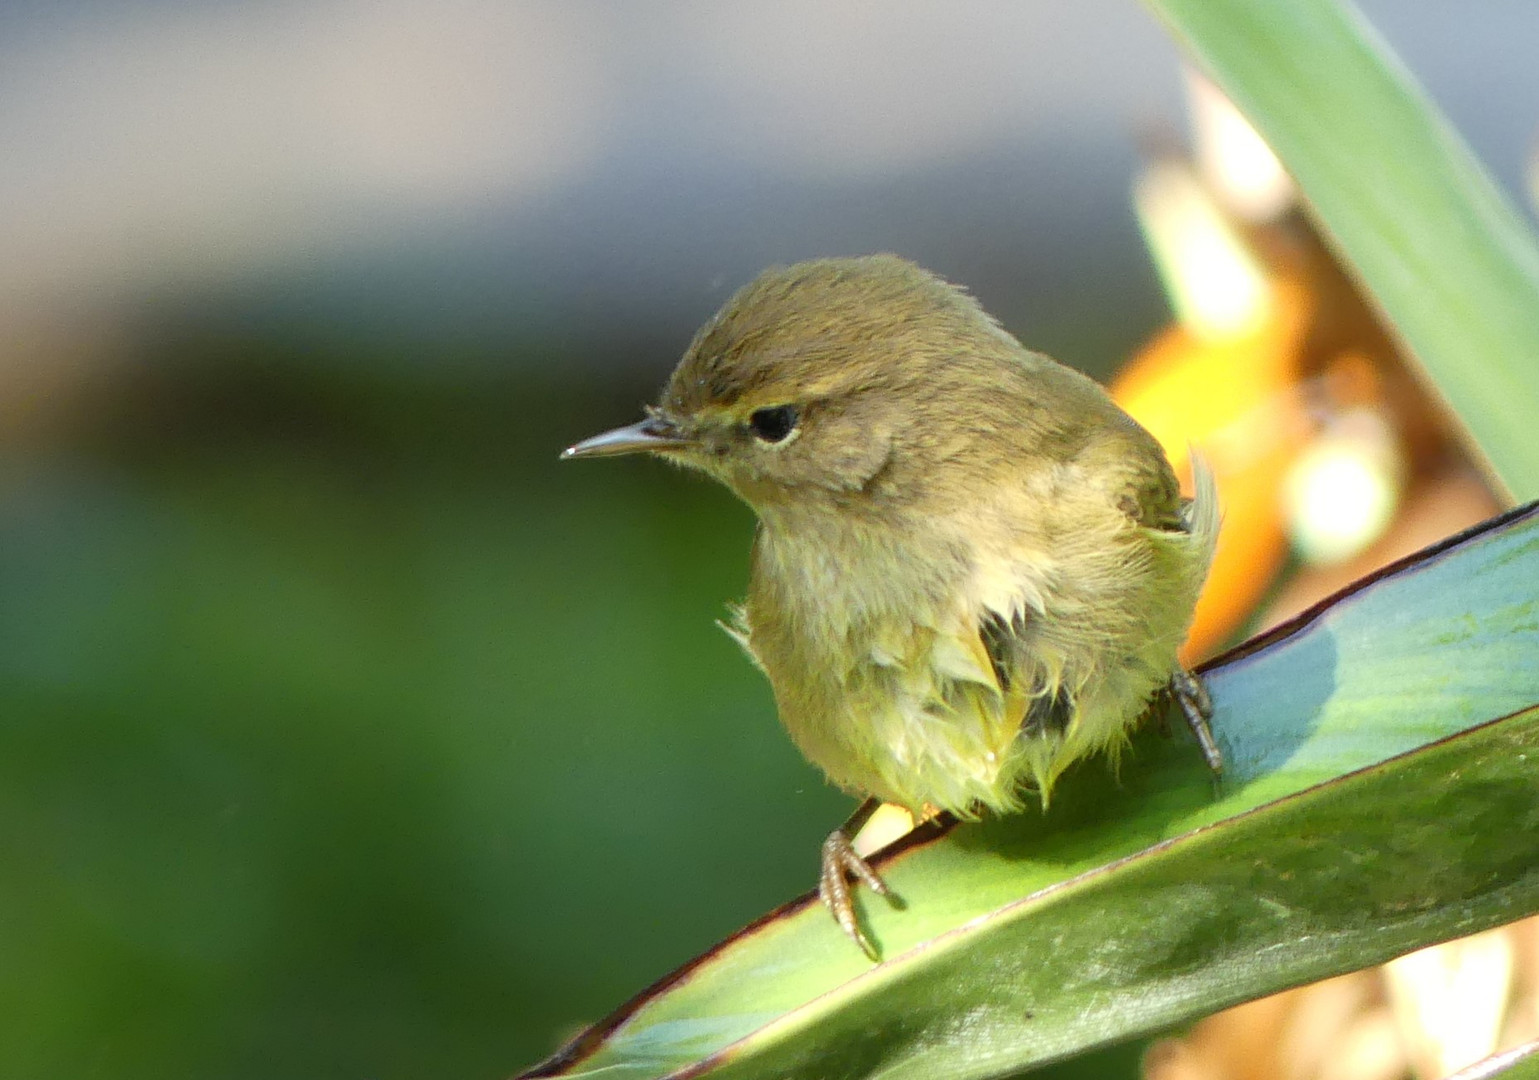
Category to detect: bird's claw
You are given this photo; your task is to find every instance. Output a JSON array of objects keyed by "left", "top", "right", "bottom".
[
  {"left": 819, "top": 827, "right": 892, "bottom": 961},
  {"left": 1170, "top": 668, "right": 1222, "bottom": 775}
]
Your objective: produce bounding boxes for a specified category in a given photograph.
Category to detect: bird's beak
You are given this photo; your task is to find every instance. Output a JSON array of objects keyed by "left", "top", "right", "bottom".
[{"left": 560, "top": 415, "right": 692, "bottom": 460}]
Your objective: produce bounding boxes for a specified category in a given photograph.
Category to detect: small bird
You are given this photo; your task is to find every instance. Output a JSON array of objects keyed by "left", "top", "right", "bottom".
[{"left": 563, "top": 255, "right": 1220, "bottom": 958}]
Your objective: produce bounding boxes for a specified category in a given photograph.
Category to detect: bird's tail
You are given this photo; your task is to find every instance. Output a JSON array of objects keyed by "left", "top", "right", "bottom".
[{"left": 1183, "top": 450, "right": 1221, "bottom": 566}]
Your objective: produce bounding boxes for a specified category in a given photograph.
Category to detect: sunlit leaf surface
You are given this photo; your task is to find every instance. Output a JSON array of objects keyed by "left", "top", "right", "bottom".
[
  {"left": 1453, "top": 1041, "right": 1539, "bottom": 1080},
  {"left": 521, "top": 503, "right": 1539, "bottom": 1080}
]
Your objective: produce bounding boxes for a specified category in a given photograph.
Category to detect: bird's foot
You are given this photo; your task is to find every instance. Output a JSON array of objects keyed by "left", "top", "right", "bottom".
[
  {"left": 1170, "top": 668, "right": 1222, "bottom": 775},
  {"left": 819, "top": 826, "right": 892, "bottom": 961},
  {"left": 817, "top": 797, "right": 906, "bottom": 961}
]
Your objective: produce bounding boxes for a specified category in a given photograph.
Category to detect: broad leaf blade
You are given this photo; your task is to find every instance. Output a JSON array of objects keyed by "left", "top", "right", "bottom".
[
  {"left": 1140, "top": 0, "right": 1539, "bottom": 500},
  {"left": 1451, "top": 1041, "right": 1539, "bottom": 1080},
  {"left": 703, "top": 707, "right": 1539, "bottom": 1080},
  {"left": 521, "top": 504, "right": 1539, "bottom": 1080}
]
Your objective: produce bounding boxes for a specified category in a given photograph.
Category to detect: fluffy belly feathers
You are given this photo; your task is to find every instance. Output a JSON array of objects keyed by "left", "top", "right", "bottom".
[{"left": 733, "top": 464, "right": 1218, "bottom": 817}]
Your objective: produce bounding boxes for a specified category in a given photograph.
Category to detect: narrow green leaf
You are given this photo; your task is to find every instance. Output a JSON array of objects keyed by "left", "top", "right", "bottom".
[
  {"left": 1139, "top": 0, "right": 1539, "bottom": 500},
  {"left": 1451, "top": 1041, "right": 1539, "bottom": 1080},
  {"left": 520, "top": 504, "right": 1539, "bottom": 1080}
]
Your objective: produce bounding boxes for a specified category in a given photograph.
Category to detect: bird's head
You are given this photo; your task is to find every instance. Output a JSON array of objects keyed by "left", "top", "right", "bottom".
[{"left": 563, "top": 254, "right": 1026, "bottom": 517}]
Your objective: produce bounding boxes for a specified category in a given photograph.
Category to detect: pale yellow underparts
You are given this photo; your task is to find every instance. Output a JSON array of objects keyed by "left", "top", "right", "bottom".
[{"left": 727, "top": 459, "right": 1217, "bottom": 817}]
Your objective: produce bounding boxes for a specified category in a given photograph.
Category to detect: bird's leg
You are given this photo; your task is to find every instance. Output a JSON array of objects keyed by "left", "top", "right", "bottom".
[
  {"left": 1170, "top": 668, "right": 1222, "bottom": 775},
  {"left": 819, "top": 796, "right": 896, "bottom": 961}
]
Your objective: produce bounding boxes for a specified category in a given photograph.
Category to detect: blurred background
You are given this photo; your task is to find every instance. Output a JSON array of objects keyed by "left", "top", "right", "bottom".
[{"left": 1, "top": 3, "right": 1537, "bottom": 1079}]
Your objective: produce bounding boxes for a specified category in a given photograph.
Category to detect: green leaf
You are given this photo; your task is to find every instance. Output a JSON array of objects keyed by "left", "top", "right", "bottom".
[
  {"left": 1452, "top": 1040, "right": 1539, "bottom": 1080},
  {"left": 519, "top": 503, "right": 1539, "bottom": 1080},
  {"left": 1140, "top": 0, "right": 1539, "bottom": 500}
]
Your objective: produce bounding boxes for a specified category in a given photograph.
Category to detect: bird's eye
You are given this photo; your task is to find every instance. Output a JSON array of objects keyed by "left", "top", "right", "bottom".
[{"left": 748, "top": 405, "right": 799, "bottom": 444}]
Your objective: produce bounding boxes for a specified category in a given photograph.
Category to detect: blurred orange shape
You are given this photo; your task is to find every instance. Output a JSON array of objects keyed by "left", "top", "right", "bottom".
[{"left": 1114, "top": 274, "right": 1315, "bottom": 661}]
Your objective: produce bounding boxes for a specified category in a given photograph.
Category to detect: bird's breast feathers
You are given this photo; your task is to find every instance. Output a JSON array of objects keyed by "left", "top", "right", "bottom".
[{"left": 730, "top": 461, "right": 1218, "bottom": 816}]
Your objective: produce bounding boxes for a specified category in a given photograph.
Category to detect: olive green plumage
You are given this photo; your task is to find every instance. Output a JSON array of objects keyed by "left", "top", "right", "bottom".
[
  {"left": 654, "top": 255, "right": 1216, "bottom": 813},
  {"left": 564, "top": 254, "right": 1219, "bottom": 953}
]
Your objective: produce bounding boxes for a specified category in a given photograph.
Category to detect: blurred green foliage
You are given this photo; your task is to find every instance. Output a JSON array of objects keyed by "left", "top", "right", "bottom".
[{"left": 0, "top": 333, "right": 874, "bottom": 1079}]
